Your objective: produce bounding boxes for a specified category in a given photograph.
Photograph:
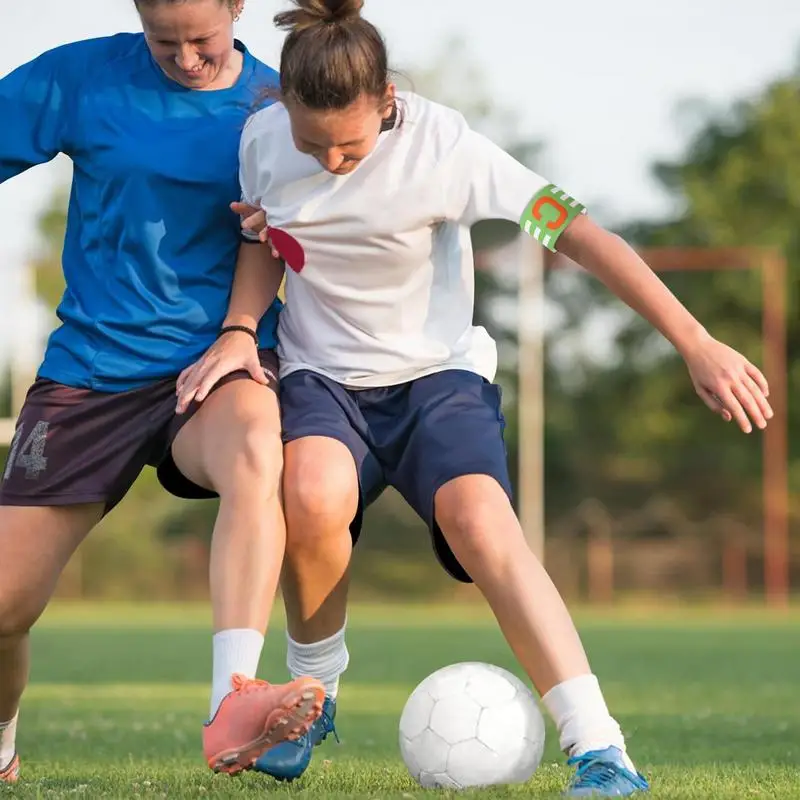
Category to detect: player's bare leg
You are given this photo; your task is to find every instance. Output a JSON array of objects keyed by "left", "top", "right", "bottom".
[
  {"left": 0, "top": 504, "right": 102, "bottom": 781},
  {"left": 254, "top": 436, "right": 356, "bottom": 780},
  {"left": 172, "top": 382, "right": 325, "bottom": 773},
  {"left": 435, "top": 475, "right": 589, "bottom": 693},
  {"left": 172, "top": 381, "right": 285, "bottom": 641},
  {"left": 434, "top": 474, "right": 648, "bottom": 795},
  {"left": 280, "top": 437, "right": 356, "bottom": 647}
]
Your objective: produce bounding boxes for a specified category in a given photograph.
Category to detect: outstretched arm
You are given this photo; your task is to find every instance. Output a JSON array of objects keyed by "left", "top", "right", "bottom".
[
  {"left": 557, "top": 215, "right": 771, "bottom": 432},
  {"left": 447, "top": 126, "right": 772, "bottom": 434},
  {"left": 559, "top": 217, "right": 706, "bottom": 351},
  {"left": 0, "top": 45, "right": 75, "bottom": 182}
]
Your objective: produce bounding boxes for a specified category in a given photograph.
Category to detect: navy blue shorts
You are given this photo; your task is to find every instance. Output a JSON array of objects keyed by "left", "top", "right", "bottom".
[{"left": 280, "top": 369, "right": 513, "bottom": 583}]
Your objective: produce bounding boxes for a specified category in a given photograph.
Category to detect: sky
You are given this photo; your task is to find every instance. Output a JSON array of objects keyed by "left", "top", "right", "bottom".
[{"left": 0, "top": 0, "right": 799, "bottom": 374}]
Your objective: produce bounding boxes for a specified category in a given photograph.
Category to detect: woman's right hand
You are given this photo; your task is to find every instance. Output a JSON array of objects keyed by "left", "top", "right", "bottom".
[
  {"left": 230, "top": 201, "right": 280, "bottom": 259},
  {"left": 175, "top": 329, "right": 267, "bottom": 413}
]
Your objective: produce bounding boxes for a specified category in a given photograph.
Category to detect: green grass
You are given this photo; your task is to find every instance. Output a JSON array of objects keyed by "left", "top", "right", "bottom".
[{"left": 4, "top": 603, "right": 799, "bottom": 798}]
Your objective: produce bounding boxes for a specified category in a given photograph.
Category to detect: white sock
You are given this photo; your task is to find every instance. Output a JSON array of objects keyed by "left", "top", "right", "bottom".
[
  {"left": 541, "top": 674, "right": 636, "bottom": 773},
  {"left": 209, "top": 628, "right": 265, "bottom": 719},
  {"left": 0, "top": 713, "right": 18, "bottom": 771},
  {"left": 286, "top": 624, "right": 349, "bottom": 699}
]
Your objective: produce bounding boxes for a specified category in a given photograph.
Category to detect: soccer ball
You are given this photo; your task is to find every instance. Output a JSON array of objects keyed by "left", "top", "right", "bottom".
[{"left": 399, "top": 662, "right": 545, "bottom": 789}]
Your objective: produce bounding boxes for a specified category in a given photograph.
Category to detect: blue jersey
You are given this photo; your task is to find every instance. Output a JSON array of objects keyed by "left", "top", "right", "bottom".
[{"left": 0, "top": 33, "right": 281, "bottom": 391}]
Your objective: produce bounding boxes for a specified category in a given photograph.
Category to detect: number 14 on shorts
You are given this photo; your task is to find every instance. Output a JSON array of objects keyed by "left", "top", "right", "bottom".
[{"left": 3, "top": 421, "right": 49, "bottom": 481}]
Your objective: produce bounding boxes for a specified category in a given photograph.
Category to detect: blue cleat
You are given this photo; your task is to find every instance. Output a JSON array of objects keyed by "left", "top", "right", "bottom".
[
  {"left": 254, "top": 695, "right": 338, "bottom": 781},
  {"left": 565, "top": 747, "right": 649, "bottom": 796}
]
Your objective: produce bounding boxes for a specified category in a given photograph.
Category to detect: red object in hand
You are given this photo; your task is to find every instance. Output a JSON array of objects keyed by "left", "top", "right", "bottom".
[{"left": 268, "top": 228, "right": 306, "bottom": 273}]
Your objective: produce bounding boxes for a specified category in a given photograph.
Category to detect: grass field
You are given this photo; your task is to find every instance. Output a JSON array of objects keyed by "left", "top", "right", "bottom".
[{"left": 4, "top": 603, "right": 799, "bottom": 798}]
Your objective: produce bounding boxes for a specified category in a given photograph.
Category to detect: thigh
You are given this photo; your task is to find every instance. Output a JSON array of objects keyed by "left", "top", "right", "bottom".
[
  {"left": 0, "top": 504, "right": 102, "bottom": 631},
  {"left": 281, "top": 370, "right": 385, "bottom": 540},
  {"left": 163, "top": 351, "right": 282, "bottom": 498},
  {"left": 0, "top": 378, "right": 173, "bottom": 512},
  {"left": 382, "top": 370, "right": 513, "bottom": 582}
]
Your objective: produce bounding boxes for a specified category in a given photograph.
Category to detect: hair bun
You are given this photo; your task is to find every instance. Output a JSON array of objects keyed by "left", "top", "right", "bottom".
[
  {"left": 323, "top": 0, "right": 365, "bottom": 22},
  {"left": 275, "top": 0, "right": 364, "bottom": 33}
]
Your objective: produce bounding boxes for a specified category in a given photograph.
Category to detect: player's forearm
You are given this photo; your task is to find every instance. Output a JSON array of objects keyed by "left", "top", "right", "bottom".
[
  {"left": 558, "top": 214, "right": 709, "bottom": 357},
  {"left": 223, "top": 243, "right": 285, "bottom": 331}
]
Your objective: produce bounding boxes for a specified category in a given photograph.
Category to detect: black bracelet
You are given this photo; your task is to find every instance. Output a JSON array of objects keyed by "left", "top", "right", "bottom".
[{"left": 217, "top": 325, "right": 259, "bottom": 346}]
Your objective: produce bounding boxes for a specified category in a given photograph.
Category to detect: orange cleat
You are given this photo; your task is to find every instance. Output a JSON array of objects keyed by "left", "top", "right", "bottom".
[
  {"left": 203, "top": 674, "right": 325, "bottom": 775},
  {"left": 0, "top": 753, "right": 19, "bottom": 784}
]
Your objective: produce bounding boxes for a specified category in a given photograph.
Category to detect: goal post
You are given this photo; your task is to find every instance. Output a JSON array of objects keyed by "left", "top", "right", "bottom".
[{"left": 510, "top": 244, "right": 789, "bottom": 605}]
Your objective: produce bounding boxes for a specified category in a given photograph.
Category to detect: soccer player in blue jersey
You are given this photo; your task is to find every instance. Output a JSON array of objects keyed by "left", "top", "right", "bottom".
[
  {"left": 0, "top": 0, "right": 326, "bottom": 783},
  {"left": 177, "top": 0, "right": 774, "bottom": 794}
]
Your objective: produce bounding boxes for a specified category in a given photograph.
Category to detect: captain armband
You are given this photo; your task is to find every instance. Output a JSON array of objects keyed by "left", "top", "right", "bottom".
[{"left": 519, "top": 184, "right": 586, "bottom": 252}]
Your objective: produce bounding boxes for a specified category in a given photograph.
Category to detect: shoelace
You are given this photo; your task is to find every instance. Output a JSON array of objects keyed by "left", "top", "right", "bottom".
[
  {"left": 318, "top": 706, "right": 340, "bottom": 744},
  {"left": 566, "top": 752, "right": 647, "bottom": 791},
  {"left": 291, "top": 703, "right": 339, "bottom": 747}
]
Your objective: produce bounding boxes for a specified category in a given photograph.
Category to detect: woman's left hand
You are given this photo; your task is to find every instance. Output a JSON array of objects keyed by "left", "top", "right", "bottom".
[
  {"left": 175, "top": 329, "right": 266, "bottom": 414},
  {"left": 682, "top": 334, "right": 773, "bottom": 433},
  {"left": 230, "top": 201, "right": 280, "bottom": 259}
]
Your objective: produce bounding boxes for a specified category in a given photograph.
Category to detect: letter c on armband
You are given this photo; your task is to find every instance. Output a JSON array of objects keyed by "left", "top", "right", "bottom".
[{"left": 519, "top": 184, "right": 585, "bottom": 252}]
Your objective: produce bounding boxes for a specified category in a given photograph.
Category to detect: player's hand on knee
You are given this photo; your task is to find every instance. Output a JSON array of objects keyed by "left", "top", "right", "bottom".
[
  {"left": 175, "top": 331, "right": 266, "bottom": 414},
  {"left": 230, "top": 201, "right": 280, "bottom": 259},
  {"left": 683, "top": 335, "right": 772, "bottom": 433}
]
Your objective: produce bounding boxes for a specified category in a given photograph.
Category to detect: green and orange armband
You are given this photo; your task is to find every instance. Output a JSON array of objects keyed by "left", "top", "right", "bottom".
[{"left": 519, "top": 184, "right": 585, "bottom": 252}]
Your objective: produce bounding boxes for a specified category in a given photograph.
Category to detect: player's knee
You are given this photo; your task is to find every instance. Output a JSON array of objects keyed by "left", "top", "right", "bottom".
[
  {"left": 435, "top": 489, "right": 512, "bottom": 570},
  {"left": 284, "top": 466, "right": 357, "bottom": 538},
  {"left": 0, "top": 588, "right": 40, "bottom": 638},
  {"left": 218, "top": 423, "right": 283, "bottom": 498},
  {"left": 440, "top": 503, "right": 500, "bottom": 560}
]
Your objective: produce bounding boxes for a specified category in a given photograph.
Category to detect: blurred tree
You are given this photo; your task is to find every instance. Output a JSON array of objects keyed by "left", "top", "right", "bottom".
[
  {"left": 0, "top": 369, "right": 11, "bottom": 418},
  {"left": 543, "top": 67, "right": 800, "bottom": 565}
]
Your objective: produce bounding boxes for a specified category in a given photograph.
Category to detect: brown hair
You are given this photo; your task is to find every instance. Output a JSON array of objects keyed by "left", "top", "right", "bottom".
[{"left": 274, "top": 0, "right": 390, "bottom": 110}]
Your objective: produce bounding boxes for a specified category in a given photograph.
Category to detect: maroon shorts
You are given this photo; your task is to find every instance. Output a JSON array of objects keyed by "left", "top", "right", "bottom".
[{"left": 0, "top": 350, "right": 279, "bottom": 513}]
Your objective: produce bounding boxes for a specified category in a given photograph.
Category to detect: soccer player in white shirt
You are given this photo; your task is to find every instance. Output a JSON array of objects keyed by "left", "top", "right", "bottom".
[{"left": 177, "top": 0, "right": 773, "bottom": 794}]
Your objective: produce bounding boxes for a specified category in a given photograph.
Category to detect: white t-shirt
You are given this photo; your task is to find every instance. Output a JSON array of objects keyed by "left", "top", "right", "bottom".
[{"left": 240, "top": 92, "right": 556, "bottom": 387}]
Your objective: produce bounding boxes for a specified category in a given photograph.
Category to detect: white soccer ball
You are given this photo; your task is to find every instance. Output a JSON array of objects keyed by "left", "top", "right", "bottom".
[{"left": 399, "top": 662, "right": 545, "bottom": 789}]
